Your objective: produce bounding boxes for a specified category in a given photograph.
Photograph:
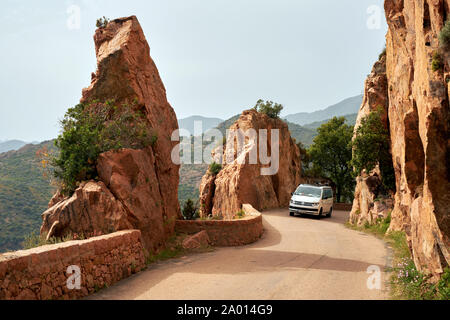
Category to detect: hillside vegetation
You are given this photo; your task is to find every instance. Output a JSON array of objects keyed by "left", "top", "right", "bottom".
[
  {"left": 0, "top": 141, "right": 56, "bottom": 252},
  {"left": 0, "top": 110, "right": 359, "bottom": 252}
]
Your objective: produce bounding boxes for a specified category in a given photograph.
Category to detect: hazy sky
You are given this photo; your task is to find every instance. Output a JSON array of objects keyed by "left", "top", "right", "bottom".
[{"left": 0, "top": 0, "right": 387, "bottom": 142}]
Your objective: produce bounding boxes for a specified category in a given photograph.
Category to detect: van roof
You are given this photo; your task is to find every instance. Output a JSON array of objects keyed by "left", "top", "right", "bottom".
[{"left": 299, "top": 184, "right": 332, "bottom": 189}]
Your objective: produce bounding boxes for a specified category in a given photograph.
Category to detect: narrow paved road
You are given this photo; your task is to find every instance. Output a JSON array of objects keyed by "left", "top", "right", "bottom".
[{"left": 89, "top": 209, "right": 390, "bottom": 300}]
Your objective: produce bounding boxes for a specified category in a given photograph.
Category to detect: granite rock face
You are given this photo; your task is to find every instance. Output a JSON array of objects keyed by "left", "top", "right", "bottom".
[
  {"left": 199, "top": 110, "right": 302, "bottom": 218},
  {"left": 382, "top": 1, "right": 449, "bottom": 279},
  {"left": 41, "top": 16, "right": 181, "bottom": 252},
  {"left": 349, "top": 54, "right": 392, "bottom": 226}
]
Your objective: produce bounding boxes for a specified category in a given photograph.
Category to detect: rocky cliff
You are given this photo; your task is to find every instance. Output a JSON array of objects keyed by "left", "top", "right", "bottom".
[
  {"left": 352, "top": 1, "right": 450, "bottom": 279},
  {"left": 349, "top": 54, "right": 394, "bottom": 226},
  {"left": 384, "top": 0, "right": 450, "bottom": 279},
  {"left": 41, "top": 16, "right": 180, "bottom": 252},
  {"left": 199, "top": 110, "right": 302, "bottom": 218}
]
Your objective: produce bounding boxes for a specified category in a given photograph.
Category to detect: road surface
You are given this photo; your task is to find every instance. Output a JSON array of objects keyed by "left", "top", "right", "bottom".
[{"left": 89, "top": 209, "right": 391, "bottom": 300}]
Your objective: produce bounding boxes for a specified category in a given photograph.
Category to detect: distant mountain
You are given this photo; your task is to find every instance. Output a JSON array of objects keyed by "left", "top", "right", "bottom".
[
  {"left": 303, "top": 113, "right": 358, "bottom": 130},
  {"left": 285, "top": 121, "right": 317, "bottom": 147},
  {"left": 0, "top": 141, "right": 56, "bottom": 253},
  {"left": 213, "top": 114, "right": 240, "bottom": 136},
  {"left": 0, "top": 140, "right": 28, "bottom": 153},
  {"left": 178, "top": 116, "right": 224, "bottom": 136},
  {"left": 284, "top": 95, "right": 363, "bottom": 126}
]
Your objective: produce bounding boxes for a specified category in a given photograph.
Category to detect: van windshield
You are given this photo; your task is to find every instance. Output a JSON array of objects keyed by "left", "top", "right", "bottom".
[{"left": 294, "top": 186, "right": 322, "bottom": 198}]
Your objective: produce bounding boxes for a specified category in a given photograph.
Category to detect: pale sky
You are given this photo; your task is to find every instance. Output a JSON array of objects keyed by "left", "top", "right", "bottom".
[{"left": 0, "top": 0, "right": 387, "bottom": 142}]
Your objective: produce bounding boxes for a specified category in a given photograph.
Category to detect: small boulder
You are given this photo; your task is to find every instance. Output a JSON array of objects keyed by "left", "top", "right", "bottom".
[{"left": 182, "top": 231, "right": 210, "bottom": 250}]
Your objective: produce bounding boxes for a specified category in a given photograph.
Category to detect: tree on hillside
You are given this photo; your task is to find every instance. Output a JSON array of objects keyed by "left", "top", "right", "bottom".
[
  {"left": 308, "top": 117, "right": 354, "bottom": 202},
  {"left": 253, "top": 99, "right": 283, "bottom": 119},
  {"left": 352, "top": 108, "right": 395, "bottom": 193}
]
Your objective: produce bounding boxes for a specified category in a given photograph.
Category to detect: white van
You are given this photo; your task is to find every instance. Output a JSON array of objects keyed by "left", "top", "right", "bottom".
[{"left": 289, "top": 184, "right": 334, "bottom": 218}]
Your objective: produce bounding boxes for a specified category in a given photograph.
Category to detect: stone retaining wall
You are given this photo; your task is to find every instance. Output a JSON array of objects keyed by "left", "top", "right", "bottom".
[
  {"left": 0, "top": 230, "right": 145, "bottom": 300},
  {"left": 175, "top": 204, "right": 264, "bottom": 246},
  {"left": 334, "top": 203, "right": 353, "bottom": 211}
]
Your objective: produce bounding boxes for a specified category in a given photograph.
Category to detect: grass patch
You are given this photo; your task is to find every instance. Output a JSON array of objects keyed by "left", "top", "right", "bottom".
[
  {"left": 145, "top": 234, "right": 213, "bottom": 265},
  {"left": 22, "top": 231, "right": 88, "bottom": 250},
  {"left": 346, "top": 216, "right": 449, "bottom": 300}
]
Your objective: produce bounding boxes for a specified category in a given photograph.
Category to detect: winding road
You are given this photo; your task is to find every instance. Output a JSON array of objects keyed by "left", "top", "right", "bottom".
[{"left": 89, "top": 209, "right": 390, "bottom": 300}]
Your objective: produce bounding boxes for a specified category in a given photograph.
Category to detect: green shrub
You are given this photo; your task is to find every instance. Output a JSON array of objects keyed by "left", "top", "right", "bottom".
[
  {"left": 439, "top": 19, "right": 450, "bottom": 48},
  {"left": 209, "top": 162, "right": 222, "bottom": 176},
  {"left": 52, "top": 100, "right": 156, "bottom": 195},
  {"left": 236, "top": 209, "right": 245, "bottom": 219},
  {"left": 96, "top": 16, "right": 110, "bottom": 28},
  {"left": 182, "top": 199, "right": 198, "bottom": 220},
  {"left": 253, "top": 99, "right": 283, "bottom": 119},
  {"left": 431, "top": 51, "right": 443, "bottom": 72}
]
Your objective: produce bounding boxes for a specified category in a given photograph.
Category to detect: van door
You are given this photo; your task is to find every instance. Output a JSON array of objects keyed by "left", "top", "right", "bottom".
[
  {"left": 328, "top": 189, "right": 334, "bottom": 211},
  {"left": 326, "top": 189, "right": 333, "bottom": 212}
]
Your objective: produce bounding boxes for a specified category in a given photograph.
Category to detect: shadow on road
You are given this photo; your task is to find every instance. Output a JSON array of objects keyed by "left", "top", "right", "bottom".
[{"left": 89, "top": 207, "right": 384, "bottom": 300}]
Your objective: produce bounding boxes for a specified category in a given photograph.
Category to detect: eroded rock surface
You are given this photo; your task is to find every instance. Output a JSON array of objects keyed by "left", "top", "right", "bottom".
[
  {"left": 350, "top": 54, "right": 393, "bottom": 226},
  {"left": 41, "top": 16, "right": 180, "bottom": 252},
  {"left": 357, "top": 1, "right": 450, "bottom": 279},
  {"left": 199, "top": 110, "right": 302, "bottom": 218}
]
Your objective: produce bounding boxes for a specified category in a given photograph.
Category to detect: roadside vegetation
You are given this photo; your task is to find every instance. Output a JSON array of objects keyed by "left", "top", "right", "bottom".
[
  {"left": 347, "top": 217, "right": 449, "bottom": 300},
  {"left": 145, "top": 233, "right": 213, "bottom": 265},
  {"left": 304, "top": 117, "right": 354, "bottom": 202},
  {"left": 352, "top": 108, "right": 395, "bottom": 192},
  {"left": 22, "top": 230, "right": 103, "bottom": 250}
]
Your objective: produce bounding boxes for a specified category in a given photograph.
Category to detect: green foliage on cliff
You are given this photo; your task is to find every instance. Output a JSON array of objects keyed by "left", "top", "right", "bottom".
[
  {"left": 96, "top": 16, "right": 110, "bottom": 28},
  {"left": 351, "top": 108, "right": 395, "bottom": 192},
  {"left": 308, "top": 117, "right": 354, "bottom": 202},
  {"left": 439, "top": 19, "right": 450, "bottom": 48},
  {"left": 0, "top": 141, "right": 56, "bottom": 252},
  {"left": 253, "top": 99, "right": 283, "bottom": 119},
  {"left": 53, "top": 100, "right": 157, "bottom": 195},
  {"left": 432, "top": 51, "right": 444, "bottom": 72},
  {"left": 208, "top": 162, "right": 222, "bottom": 176}
]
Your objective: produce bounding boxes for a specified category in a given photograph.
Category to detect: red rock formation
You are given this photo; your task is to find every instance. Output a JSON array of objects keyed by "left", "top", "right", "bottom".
[
  {"left": 350, "top": 54, "right": 393, "bottom": 226},
  {"left": 182, "top": 231, "right": 210, "bottom": 249},
  {"left": 199, "top": 110, "right": 302, "bottom": 218},
  {"left": 41, "top": 16, "right": 180, "bottom": 252},
  {"left": 382, "top": 1, "right": 449, "bottom": 279}
]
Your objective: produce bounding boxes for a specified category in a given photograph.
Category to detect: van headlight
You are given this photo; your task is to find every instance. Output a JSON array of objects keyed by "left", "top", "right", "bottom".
[{"left": 312, "top": 202, "right": 319, "bottom": 207}]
